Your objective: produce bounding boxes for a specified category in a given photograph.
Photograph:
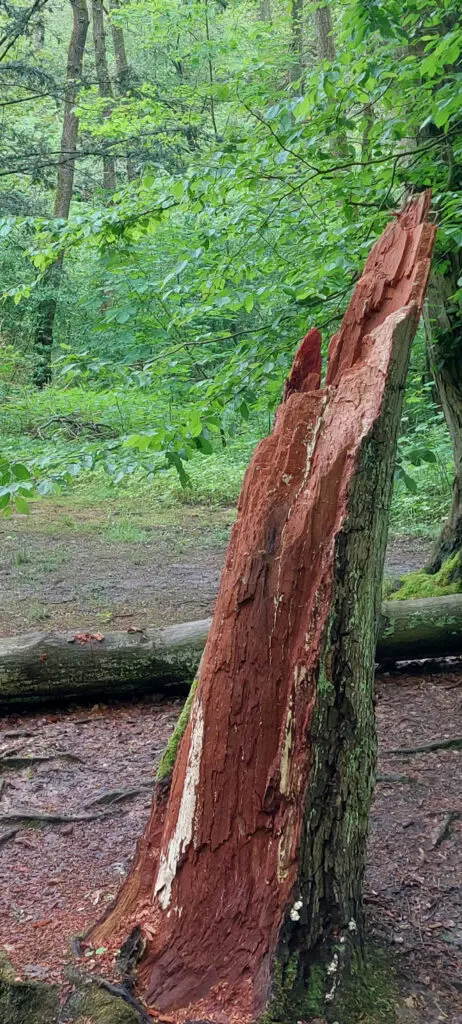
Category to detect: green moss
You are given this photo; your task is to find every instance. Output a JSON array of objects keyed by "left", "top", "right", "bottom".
[
  {"left": 389, "top": 551, "right": 462, "bottom": 601},
  {"left": 259, "top": 954, "right": 301, "bottom": 1024},
  {"left": 0, "top": 976, "right": 144, "bottom": 1024},
  {"left": 155, "top": 677, "right": 198, "bottom": 782},
  {"left": 65, "top": 984, "right": 142, "bottom": 1022},
  {"left": 0, "top": 980, "right": 59, "bottom": 1024},
  {"left": 259, "top": 943, "right": 402, "bottom": 1024},
  {"left": 334, "top": 944, "right": 400, "bottom": 1024}
]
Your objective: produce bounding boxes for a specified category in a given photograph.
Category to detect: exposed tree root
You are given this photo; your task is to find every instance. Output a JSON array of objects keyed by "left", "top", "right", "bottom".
[
  {"left": 85, "top": 787, "right": 146, "bottom": 808},
  {"left": 0, "top": 807, "right": 126, "bottom": 825},
  {"left": 0, "top": 828, "right": 18, "bottom": 845},
  {"left": 65, "top": 968, "right": 152, "bottom": 1023},
  {"left": 387, "top": 737, "right": 462, "bottom": 755},
  {"left": 0, "top": 752, "right": 84, "bottom": 768},
  {"left": 431, "top": 810, "right": 461, "bottom": 848}
]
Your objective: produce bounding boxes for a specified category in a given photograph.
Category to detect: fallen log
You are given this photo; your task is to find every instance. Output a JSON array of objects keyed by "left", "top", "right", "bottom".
[
  {"left": 0, "top": 593, "right": 462, "bottom": 707},
  {"left": 0, "top": 619, "right": 209, "bottom": 708},
  {"left": 377, "top": 593, "right": 462, "bottom": 662}
]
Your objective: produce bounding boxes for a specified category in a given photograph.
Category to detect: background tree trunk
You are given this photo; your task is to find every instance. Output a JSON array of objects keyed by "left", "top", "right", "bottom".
[
  {"left": 92, "top": 0, "right": 117, "bottom": 191},
  {"left": 33, "top": 0, "right": 89, "bottom": 388},
  {"left": 110, "top": 0, "right": 136, "bottom": 180},
  {"left": 258, "top": 0, "right": 272, "bottom": 23},
  {"left": 290, "top": 0, "right": 304, "bottom": 86},
  {"left": 87, "top": 195, "right": 435, "bottom": 1022},
  {"left": 313, "top": 0, "right": 335, "bottom": 61},
  {"left": 424, "top": 254, "right": 462, "bottom": 573}
]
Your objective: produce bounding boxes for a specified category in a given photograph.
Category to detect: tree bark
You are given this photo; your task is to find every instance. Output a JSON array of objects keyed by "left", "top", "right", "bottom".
[
  {"left": 313, "top": 1, "right": 335, "bottom": 61},
  {"left": 33, "top": 0, "right": 89, "bottom": 388},
  {"left": 92, "top": 0, "right": 117, "bottom": 191},
  {"left": 424, "top": 256, "right": 462, "bottom": 573},
  {"left": 86, "top": 195, "right": 435, "bottom": 1021},
  {"left": 290, "top": 0, "right": 304, "bottom": 86},
  {"left": 109, "top": 0, "right": 136, "bottom": 180},
  {"left": 1, "top": 594, "right": 461, "bottom": 707},
  {"left": 258, "top": 0, "right": 272, "bottom": 23}
]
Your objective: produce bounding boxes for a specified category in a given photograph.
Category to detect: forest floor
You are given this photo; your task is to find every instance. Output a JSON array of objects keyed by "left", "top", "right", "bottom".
[
  {"left": 0, "top": 670, "right": 460, "bottom": 1023},
  {"left": 0, "top": 496, "right": 432, "bottom": 637},
  {"left": 1, "top": 498, "right": 460, "bottom": 1022}
]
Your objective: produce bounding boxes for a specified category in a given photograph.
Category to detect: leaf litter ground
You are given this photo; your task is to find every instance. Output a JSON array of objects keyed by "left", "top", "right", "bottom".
[{"left": 0, "top": 669, "right": 460, "bottom": 1022}]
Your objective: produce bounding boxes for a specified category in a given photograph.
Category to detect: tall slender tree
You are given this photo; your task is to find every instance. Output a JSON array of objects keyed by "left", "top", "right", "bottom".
[
  {"left": 92, "top": 0, "right": 116, "bottom": 191},
  {"left": 109, "top": 0, "right": 136, "bottom": 180},
  {"left": 33, "top": 0, "right": 89, "bottom": 387}
]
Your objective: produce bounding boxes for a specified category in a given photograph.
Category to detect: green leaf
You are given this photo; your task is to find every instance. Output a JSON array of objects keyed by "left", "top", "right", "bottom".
[
  {"left": 11, "top": 463, "right": 31, "bottom": 481},
  {"left": 15, "top": 496, "right": 30, "bottom": 514},
  {"left": 172, "top": 181, "right": 184, "bottom": 200}
]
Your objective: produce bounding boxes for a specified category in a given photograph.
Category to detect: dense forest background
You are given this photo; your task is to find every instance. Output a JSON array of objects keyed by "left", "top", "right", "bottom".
[{"left": 0, "top": 0, "right": 460, "bottom": 547}]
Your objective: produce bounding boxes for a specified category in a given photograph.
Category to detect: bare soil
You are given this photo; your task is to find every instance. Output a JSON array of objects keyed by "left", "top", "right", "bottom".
[
  {"left": 0, "top": 499, "right": 432, "bottom": 636},
  {"left": 0, "top": 670, "right": 460, "bottom": 1022}
]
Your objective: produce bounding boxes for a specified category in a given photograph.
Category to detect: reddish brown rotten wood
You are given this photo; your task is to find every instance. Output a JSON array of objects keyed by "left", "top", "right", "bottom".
[{"left": 88, "top": 193, "right": 436, "bottom": 1024}]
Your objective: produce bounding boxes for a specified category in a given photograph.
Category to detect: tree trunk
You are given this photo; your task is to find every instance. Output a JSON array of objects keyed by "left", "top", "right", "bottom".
[
  {"left": 290, "top": 0, "right": 304, "bottom": 86},
  {"left": 258, "top": 0, "right": 272, "bottom": 23},
  {"left": 33, "top": 0, "right": 89, "bottom": 388},
  {"left": 424, "top": 256, "right": 462, "bottom": 573},
  {"left": 92, "top": 0, "right": 117, "bottom": 191},
  {"left": 311, "top": 0, "right": 348, "bottom": 158},
  {"left": 313, "top": 1, "right": 335, "bottom": 61},
  {"left": 86, "top": 195, "right": 435, "bottom": 1021},
  {"left": 110, "top": 0, "right": 136, "bottom": 180}
]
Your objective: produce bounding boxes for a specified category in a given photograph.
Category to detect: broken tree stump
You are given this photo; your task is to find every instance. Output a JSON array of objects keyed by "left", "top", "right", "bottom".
[{"left": 87, "top": 194, "right": 436, "bottom": 1022}]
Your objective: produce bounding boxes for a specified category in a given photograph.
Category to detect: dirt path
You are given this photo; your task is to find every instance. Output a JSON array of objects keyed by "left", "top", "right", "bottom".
[
  {"left": 0, "top": 669, "right": 460, "bottom": 1022},
  {"left": 0, "top": 500, "right": 432, "bottom": 637}
]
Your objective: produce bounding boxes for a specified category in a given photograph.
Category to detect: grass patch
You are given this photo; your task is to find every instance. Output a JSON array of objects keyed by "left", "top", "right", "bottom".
[
  {"left": 104, "top": 520, "right": 150, "bottom": 544},
  {"left": 27, "top": 601, "right": 51, "bottom": 623},
  {"left": 389, "top": 550, "right": 462, "bottom": 600}
]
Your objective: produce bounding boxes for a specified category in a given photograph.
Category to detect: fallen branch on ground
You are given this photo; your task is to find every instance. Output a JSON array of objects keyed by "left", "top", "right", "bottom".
[
  {"left": 0, "top": 828, "right": 18, "bottom": 845},
  {"left": 84, "top": 787, "right": 146, "bottom": 808},
  {"left": 376, "top": 773, "right": 417, "bottom": 784}
]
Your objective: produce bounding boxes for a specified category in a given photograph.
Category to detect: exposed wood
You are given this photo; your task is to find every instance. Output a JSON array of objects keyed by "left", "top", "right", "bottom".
[
  {"left": 1, "top": 592, "right": 462, "bottom": 706},
  {"left": 86, "top": 195, "right": 436, "bottom": 1021}
]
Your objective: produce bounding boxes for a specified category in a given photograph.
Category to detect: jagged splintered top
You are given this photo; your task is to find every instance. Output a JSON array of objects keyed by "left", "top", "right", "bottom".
[{"left": 284, "top": 190, "right": 434, "bottom": 398}]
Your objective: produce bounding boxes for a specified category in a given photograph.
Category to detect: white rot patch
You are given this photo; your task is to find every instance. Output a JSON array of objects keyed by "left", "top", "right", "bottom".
[{"left": 154, "top": 697, "right": 204, "bottom": 910}]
